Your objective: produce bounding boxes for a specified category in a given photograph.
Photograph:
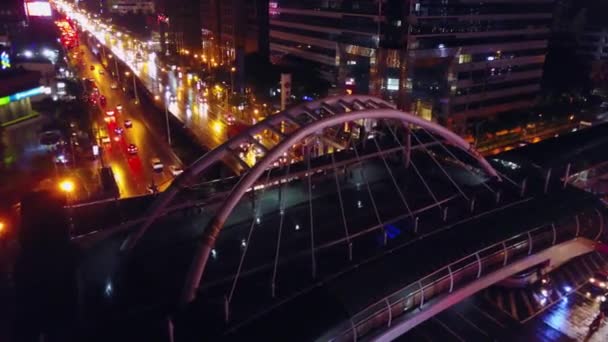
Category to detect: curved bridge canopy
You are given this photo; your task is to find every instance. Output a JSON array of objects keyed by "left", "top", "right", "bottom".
[{"left": 123, "top": 95, "right": 504, "bottom": 308}]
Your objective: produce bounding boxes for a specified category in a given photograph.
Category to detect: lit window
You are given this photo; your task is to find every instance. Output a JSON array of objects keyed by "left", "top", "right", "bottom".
[{"left": 387, "top": 78, "right": 399, "bottom": 91}]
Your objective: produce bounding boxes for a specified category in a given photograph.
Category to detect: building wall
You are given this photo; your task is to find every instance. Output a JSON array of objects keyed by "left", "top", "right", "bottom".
[
  {"left": 269, "top": 0, "right": 553, "bottom": 134},
  {"left": 201, "top": 0, "right": 269, "bottom": 62},
  {"left": 108, "top": 0, "right": 155, "bottom": 14}
]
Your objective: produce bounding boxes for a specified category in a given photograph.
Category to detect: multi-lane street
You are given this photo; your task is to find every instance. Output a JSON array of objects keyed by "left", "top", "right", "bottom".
[{"left": 71, "top": 42, "right": 180, "bottom": 197}]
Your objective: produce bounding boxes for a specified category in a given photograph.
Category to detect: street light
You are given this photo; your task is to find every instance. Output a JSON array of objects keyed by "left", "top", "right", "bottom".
[
  {"left": 230, "top": 66, "right": 236, "bottom": 95},
  {"left": 59, "top": 179, "right": 76, "bottom": 194}
]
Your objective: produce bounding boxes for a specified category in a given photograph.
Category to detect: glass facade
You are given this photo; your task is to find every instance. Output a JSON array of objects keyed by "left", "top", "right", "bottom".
[{"left": 270, "top": 0, "right": 553, "bottom": 133}]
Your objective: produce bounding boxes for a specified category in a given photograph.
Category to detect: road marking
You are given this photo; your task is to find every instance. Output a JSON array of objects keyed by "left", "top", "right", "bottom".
[
  {"left": 521, "top": 290, "right": 535, "bottom": 317},
  {"left": 509, "top": 291, "right": 519, "bottom": 320},
  {"left": 452, "top": 309, "right": 489, "bottom": 337},
  {"left": 432, "top": 317, "right": 465, "bottom": 342},
  {"left": 469, "top": 302, "right": 506, "bottom": 328}
]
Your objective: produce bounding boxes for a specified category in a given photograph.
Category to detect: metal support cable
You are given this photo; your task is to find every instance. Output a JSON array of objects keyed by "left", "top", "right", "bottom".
[
  {"left": 420, "top": 127, "right": 495, "bottom": 194},
  {"left": 409, "top": 129, "right": 469, "bottom": 201},
  {"left": 385, "top": 124, "right": 442, "bottom": 211},
  {"left": 351, "top": 140, "right": 383, "bottom": 227},
  {"left": 371, "top": 137, "right": 414, "bottom": 219},
  {"left": 271, "top": 163, "right": 291, "bottom": 298},
  {"left": 331, "top": 153, "right": 351, "bottom": 246},
  {"left": 227, "top": 168, "right": 274, "bottom": 303},
  {"left": 307, "top": 143, "right": 317, "bottom": 279}
]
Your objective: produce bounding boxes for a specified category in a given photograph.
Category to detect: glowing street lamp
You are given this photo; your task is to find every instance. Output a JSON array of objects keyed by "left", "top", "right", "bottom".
[
  {"left": 59, "top": 179, "right": 76, "bottom": 194},
  {"left": 0, "top": 220, "right": 6, "bottom": 235}
]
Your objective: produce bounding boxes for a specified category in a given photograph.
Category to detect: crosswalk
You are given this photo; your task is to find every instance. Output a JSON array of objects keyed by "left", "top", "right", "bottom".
[{"left": 482, "top": 252, "right": 608, "bottom": 323}]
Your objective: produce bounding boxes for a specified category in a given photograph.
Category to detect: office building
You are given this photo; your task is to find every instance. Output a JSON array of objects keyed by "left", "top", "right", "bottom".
[
  {"left": 200, "top": 0, "right": 269, "bottom": 62},
  {"left": 269, "top": 0, "right": 554, "bottom": 133}
]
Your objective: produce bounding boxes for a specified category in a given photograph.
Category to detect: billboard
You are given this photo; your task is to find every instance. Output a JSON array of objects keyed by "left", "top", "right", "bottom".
[{"left": 25, "top": 1, "right": 52, "bottom": 17}]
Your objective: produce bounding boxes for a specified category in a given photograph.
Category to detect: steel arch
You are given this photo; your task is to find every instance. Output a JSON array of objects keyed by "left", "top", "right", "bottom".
[{"left": 174, "top": 107, "right": 500, "bottom": 304}]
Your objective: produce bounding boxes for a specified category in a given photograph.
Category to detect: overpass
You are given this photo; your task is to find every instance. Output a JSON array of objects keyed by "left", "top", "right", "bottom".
[{"left": 69, "top": 96, "right": 608, "bottom": 341}]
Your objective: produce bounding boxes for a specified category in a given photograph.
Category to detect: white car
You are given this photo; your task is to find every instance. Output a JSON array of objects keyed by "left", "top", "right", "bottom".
[
  {"left": 151, "top": 158, "right": 164, "bottom": 172},
  {"left": 111, "top": 82, "right": 118, "bottom": 90},
  {"left": 98, "top": 69, "right": 104, "bottom": 75},
  {"left": 169, "top": 165, "right": 184, "bottom": 176}
]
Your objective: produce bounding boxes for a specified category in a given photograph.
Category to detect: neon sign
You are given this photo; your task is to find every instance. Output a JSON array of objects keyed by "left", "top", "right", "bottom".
[
  {"left": 0, "top": 52, "right": 10, "bottom": 70},
  {"left": 0, "top": 86, "right": 51, "bottom": 106}
]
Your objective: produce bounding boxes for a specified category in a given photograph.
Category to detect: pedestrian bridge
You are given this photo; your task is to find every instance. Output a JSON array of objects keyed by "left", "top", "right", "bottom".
[{"left": 72, "top": 95, "right": 608, "bottom": 341}]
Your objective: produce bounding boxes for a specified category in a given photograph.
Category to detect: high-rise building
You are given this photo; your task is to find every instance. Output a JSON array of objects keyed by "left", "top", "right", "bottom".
[
  {"left": 200, "top": 0, "right": 269, "bottom": 63},
  {"left": 269, "top": 0, "right": 554, "bottom": 133}
]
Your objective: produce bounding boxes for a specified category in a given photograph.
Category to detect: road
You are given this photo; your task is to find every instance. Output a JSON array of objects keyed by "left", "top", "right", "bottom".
[
  {"left": 72, "top": 42, "right": 180, "bottom": 197},
  {"left": 400, "top": 252, "right": 608, "bottom": 341}
]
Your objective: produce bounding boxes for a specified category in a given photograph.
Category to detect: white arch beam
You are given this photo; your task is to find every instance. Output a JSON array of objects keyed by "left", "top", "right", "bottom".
[{"left": 179, "top": 108, "right": 500, "bottom": 305}]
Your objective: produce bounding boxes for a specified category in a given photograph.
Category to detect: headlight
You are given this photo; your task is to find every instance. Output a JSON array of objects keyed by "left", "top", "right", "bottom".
[
  {"left": 600, "top": 296, "right": 607, "bottom": 302},
  {"left": 590, "top": 277, "right": 596, "bottom": 283},
  {"left": 600, "top": 282, "right": 606, "bottom": 288},
  {"left": 541, "top": 289, "right": 549, "bottom": 297}
]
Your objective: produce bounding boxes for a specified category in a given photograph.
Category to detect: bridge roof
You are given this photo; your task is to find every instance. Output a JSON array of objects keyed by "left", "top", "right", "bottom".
[
  {"left": 75, "top": 159, "right": 603, "bottom": 341},
  {"left": 500, "top": 122, "right": 608, "bottom": 170},
  {"left": 220, "top": 188, "right": 602, "bottom": 341}
]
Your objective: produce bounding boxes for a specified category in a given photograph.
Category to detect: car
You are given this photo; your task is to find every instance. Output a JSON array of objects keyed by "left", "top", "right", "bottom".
[
  {"left": 99, "top": 95, "right": 106, "bottom": 107},
  {"left": 98, "top": 69, "right": 104, "bottom": 75},
  {"left": 151, "top": 158, "right": 164, "bottom": 172},
  {"left": 587, "top": 271, "right": 608, "bottom": 302},
  {"left": 90, "top": 65, "right": 95, "bottom": 71},
  {"left": 226, "top": 114, "right": 235, "bottom": 125},
  {"left": 116, "top": 104, "right": 123, "bottom": 113},
  {"left": 127, "top": 144, "right": 138, "bottom": 154},
  {"left": 114, "top": 127, "right": 124, "bottom": 135},
  {"left": 124, "top": 119, "right": 132, "bottom": 128},
  {"left": 110, "top": 82, "right": 118, "bottom": 90},
  {"left": 106, "top": 110, "right": 115, "bottom": 117},
  {"left": 100, "top": 136, "right": 111, "bottom": 144},
  {"left": 169, "top": 165, "right": 184, "bottom": 176}
]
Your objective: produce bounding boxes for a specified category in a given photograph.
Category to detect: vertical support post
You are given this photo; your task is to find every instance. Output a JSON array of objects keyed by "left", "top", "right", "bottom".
[
  {"left": 575, "top": 214, "right": 580, "bottom": 237},
  {"left": 502, "top": 242, "right": 508, "bottom": 266},
  {"left": 527, "top": 232, "right": 533, "bottom": 255},
  {"left": 414, "top": 216, "right": 419, "bottom": 234},
  {"left": 475, "top": 253, "right": 483, "bottom": 279},
  {"left": 551, "top": 223, "right": 557, "bottom": 245},
  {"left": 520, "top": 178, "right": 527, "bottom": 197},
  {"left": 544, "top": 168, "right": 552, "bottom": 194},
  {"left": 350, "top": 319, "right": 358, "bottom": 342},
  {"left": 348, "top": 242, "right": 353, "bottom": 261},
  {"left": 385, "top": 298, "right": 393, "bottom": 328},
  {"left": 418, "top": 281, "right": 425, "bottom": 308},
  {"left": 563, "top": 163, "right": 571, "bottom": 189},
  {"left": 495, "top": 191, "right": 501, "bottom": 204},
  {"left": 594, "top": 209, "right": 605, "bottom": 241},
  {"left": 224, "top": 295, "right": 230, "bottom": 322},
  {"left": 442, "top": 206, "right": 449, "bottom": 222},
  {"left": 470, "top": 197, "right": 476, "bottom": 213},
  {"left": 383, "top": 229, "right": 388, "bottom": 246},
  {"left": 404, "top": 126, "right": 411, "bottom": 168},
  {"left": 447, "top": 265, "right": 454, "bottom": 293},
  {"left": 271, "top": 281, "right": 276, "bottom": 298},
  {"left": 167, "top": 317, "right": 175, "bottom": 342}
]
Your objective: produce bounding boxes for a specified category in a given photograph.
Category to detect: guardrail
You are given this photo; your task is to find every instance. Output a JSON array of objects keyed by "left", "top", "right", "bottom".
[{"left": 324, "top": 208, "right": 605, "bottom": 341}]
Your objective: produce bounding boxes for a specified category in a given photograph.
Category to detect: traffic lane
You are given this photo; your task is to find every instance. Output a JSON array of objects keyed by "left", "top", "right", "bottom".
[{"left": 81, "top": 45, "right": 177, "bottom": 193}]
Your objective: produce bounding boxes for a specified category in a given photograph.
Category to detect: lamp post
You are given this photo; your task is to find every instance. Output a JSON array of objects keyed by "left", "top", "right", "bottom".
[
  {"left": 164, "top": 94, "right": 172, "bottom": 145},
  {"left": 230, "top": 66, "right": 236, "bottom": 95},
  {"left": 59, "top": 178, "right": 76, "bottom": 230}
]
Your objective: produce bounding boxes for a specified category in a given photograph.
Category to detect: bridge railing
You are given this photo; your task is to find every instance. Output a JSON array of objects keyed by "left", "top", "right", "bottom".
[{"left": 325, "top": 208, "right": 605, "bottom": 342}]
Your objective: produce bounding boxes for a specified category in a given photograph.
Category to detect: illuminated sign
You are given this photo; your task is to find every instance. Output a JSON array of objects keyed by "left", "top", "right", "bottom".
[
  {"left": 1, "top": 52, "right": 10, "bottom": 70},
  {"left": 0, "top": 86, "right": 51, "bottom": 106},
  {"left": 25, "top": 1, "right": 52, "bottom": 17}
]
